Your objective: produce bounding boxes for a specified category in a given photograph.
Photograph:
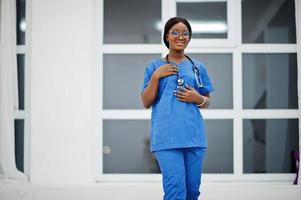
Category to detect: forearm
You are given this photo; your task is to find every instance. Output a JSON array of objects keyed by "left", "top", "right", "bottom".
[{"left": 141, "top": 75, "right": 160, "bottom": 108}]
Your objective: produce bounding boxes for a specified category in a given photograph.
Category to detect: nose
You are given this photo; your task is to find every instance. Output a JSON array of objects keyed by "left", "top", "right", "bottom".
[{"left": 178, "top": 34, "right": 185, "bottom": 40}]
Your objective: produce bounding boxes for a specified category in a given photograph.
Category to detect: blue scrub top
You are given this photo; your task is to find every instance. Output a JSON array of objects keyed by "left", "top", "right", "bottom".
[{"left": 142, "top": 58, "right": 214, "bottom": 152}]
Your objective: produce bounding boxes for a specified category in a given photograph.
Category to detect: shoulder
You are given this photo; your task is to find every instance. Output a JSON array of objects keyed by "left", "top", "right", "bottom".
[
  {"left": 146, "top": 58, "right": 166, "bottom": 71},
  {"left": 189, "top": 57, "right": 206, "bottom": 70}
]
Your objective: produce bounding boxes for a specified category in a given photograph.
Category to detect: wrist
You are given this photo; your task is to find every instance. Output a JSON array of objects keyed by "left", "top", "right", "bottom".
[
  {"left": 152, "top": 71, "right": 161, "bottom": 80},
  {"left": 197, "top": 95, "right": 208, "bottom": 107},
  {"left": 195, "top": 94, "right": 204, "bottom": 105}
]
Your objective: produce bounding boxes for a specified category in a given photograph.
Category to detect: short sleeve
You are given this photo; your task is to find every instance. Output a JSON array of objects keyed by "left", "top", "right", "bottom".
[
  {"left": 141, "top": 62, "right": 156, "bottom": 94},
  {"left": 197, "top": 63, "right": 214, "bottom": 95}
]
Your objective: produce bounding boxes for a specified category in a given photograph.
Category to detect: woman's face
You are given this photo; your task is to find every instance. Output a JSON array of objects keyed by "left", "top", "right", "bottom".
[{"left": 166, "top": 22, "right": 190, "bottom": 51}]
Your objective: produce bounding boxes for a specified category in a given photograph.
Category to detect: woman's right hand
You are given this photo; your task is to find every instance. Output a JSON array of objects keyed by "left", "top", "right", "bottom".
[
  {"left": 141, "top": 64, "right": 178, "bottom": 108},
  {"left": 153, "top": 64, "right": 178, "bottom": 79}
]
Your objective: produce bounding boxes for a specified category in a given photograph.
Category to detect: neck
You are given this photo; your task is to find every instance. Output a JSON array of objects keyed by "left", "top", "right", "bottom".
[{"left": 168, "top": 50, "right": 185, "bottom": 60}]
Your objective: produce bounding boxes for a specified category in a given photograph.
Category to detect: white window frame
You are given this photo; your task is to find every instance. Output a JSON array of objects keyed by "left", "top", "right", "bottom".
[
  {"left": 169, "top": 0, "right": 237, "bottom": 47},
  {"left": 95, "top": 0, "right": 300, "bottom": 182}
]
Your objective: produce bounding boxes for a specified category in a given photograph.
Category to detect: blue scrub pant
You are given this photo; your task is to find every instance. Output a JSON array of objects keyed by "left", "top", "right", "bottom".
[{"left": 154, "top": 147, "right": 206, "bottom": 200}]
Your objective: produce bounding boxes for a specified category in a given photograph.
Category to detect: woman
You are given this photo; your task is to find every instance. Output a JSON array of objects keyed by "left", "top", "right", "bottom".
[{"left": 141, "top": 17, "right": 214, "bottom": 200}]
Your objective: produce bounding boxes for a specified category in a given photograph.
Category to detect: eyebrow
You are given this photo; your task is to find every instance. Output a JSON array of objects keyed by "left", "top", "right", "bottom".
[{"left": 170, "top": 29, "right": 189, "bottom": 32}]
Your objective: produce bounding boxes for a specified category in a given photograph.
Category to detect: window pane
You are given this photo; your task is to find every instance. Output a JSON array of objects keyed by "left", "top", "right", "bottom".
[
  {"left": 242, "top": 0, "right": 296, "bottom": 43},
  {"left": 243, "top": 53, "right": 298, "bottom": 109},
  {"left": 103, "top": 54, "right": 160, "bottom": 109},
  {"left": 177, "top": 1, "right": 227, "bottom": 39},
  {"left": 17, "top": 54, "right": 25, "bottom": 110},
  {"left": 243, "top": 119, "right": 299, "bottom": 173},
  {"left": 190, "top": 54, "right": 232, "bottom": 109},
  {"left": 203, "top": 120, "right": 233, "bottom": 173},
  {"left": 104, "top": 0, "right": 161, "bottom": 44},
  {"left": 104, "top": 120, "right": 233, "bottom": 174},
  {"left": 16, "top": 0, "right": 26, "bottom": 45},
  {"left": 103, "top": 120, "right": 160, "bottom": 173},
  {"left": 15, "top": 119, "right": 24, "bottom": 172}
]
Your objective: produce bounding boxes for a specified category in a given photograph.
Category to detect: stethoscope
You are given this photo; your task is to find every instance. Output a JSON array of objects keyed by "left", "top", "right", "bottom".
[{"left": 166, "top": 54, "right": 204, "bottom": 88}]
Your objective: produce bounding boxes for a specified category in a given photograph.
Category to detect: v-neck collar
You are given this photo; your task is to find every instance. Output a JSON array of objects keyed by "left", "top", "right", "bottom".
[{"left": 161, "top": 57, "right": 189, "bottom": 66}]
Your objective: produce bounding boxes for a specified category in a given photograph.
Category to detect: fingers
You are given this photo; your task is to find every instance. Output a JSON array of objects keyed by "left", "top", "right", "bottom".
[
  {"left": 174, "top": 85, "right": 195, "bottom": 102},
  {"left": 173, "top": 90, "right": 187, "bottom": 102},
  {"left": 174, "top": 90, "right": 185, "bottom": 96},
  {"left": 167, "top": 64, "right": 178, "bottom": 73},
  {"left": 177, "top": 86, "right": 188, "bottom": 92},
  {"left": 174, "top": 92, "right": 185, "bottom": 101},
  {"left": 160, "top": 64, "right": 178, "bottom": 74},
  {"left": 157, "top": 64, "right": 178, "bottom": 77}
]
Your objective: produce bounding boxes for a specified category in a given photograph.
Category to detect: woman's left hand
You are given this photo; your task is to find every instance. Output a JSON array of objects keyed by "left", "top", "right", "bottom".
[{"left": 173, "top": 84, "right": 202, "bottom": 104}]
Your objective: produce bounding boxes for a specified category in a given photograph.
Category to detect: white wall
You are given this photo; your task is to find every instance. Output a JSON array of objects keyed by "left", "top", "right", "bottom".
[{"left": 29, "top": 0, "right": 94, "bottom": 184}]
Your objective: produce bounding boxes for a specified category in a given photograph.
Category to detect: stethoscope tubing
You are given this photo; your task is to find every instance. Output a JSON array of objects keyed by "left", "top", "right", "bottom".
[{"left": 166, "top": 54, "right": 204, "bottom": 88}]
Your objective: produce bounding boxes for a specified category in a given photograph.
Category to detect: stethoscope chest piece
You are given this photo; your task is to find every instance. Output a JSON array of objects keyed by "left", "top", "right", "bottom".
[
  {"left": 166, "top": 54, "right": 204, "bottom": 88},
  {"left": 177, "top": 77, "right": 184, "bottom": 86}
]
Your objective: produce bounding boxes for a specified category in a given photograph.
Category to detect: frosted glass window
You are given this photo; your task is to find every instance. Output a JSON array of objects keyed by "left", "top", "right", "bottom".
[
  {"left": 243, "top": 119, "right": 299, "bottom": 173},
  {"left": 15, "top": 120, "right": 24, "bottom": 172},
  {"left": 104, "top": 0, "right": 161, "bottom": 44},
  {"left": 243, "top": 53, "right": 298, "bottom": 109},
  {"left": 190, "top": 54, "right": 232, "bottom": 109},
  {"left": 203, "top": 120, "right": 233, "bottom": 173},
  {"left": 17, "top": 0, "right": 26, "bottom": 45},
  {"left": 242, "top": 0, "right": 296, "bottom": 43},
  {"left": 177, "top": 1, "right": 227, "bottom": 38},
  {"left": 103, "top": 119, "right": 233, "bottom": 174},
  {"left": 17, "top": 54, "right": 25, "bottom": 110},
  {"left": 103, "top": 120, "right": 159, "bottom": 173},
  {"left": 103, "top": 54, "right": 160, "bottom": 109}
]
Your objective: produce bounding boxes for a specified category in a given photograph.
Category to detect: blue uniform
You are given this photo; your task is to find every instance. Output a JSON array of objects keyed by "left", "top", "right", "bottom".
[
  {"left": 142, "top": 58, "right": 214, "bottom": 152},
  {"left": 142, "top": 57, "right": 214, "bottom": 200},
  {"left": 154, "top": 147, "right": 206, "bottom": 200}
]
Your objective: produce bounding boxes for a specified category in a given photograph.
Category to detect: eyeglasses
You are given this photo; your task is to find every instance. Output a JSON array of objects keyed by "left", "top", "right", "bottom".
[{"left": 169, "top": 30, "right": 191, "bottom": 39}]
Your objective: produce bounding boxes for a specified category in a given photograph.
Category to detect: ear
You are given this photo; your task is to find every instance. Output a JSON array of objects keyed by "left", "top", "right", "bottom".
[{"left": 165, "top": 34, "right": 169, "bottom": 43}]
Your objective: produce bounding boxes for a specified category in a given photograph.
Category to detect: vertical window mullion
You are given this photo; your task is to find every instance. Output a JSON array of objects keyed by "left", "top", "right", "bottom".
[
  {"left": 233, "top": 51, "right": 243, "bottom": 175},
  {"left": 234, "top": 0, "right": 243, "bottom": 175}
]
